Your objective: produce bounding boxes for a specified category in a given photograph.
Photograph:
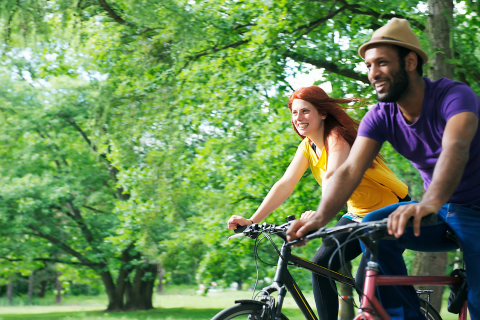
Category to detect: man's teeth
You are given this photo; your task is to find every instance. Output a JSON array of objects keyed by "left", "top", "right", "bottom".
[
  {"left": 375, "top": 81, "right": 386, "bottom": 89},
  {"left": 298, "top": 124, "right": 308, "bottom": 129}
]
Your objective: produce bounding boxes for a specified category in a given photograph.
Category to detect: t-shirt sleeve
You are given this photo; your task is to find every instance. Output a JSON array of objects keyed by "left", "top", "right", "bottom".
[
  {"left": 357, "top": 106, "right": 388, "bottom": 144},
  {"left": 298, "top": 138, "right": 310, "bottom": 158},
  {"left": 442, "top": 83, "right": 480, "bottom": 122}
]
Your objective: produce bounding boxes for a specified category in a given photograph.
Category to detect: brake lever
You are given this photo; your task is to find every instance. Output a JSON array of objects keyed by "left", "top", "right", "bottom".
[
  {"left": 228, "top": 224, "right": 250, "bottom": 241},
  {"left": 228, "top": 224, "right": 262, "bottom": 240}
]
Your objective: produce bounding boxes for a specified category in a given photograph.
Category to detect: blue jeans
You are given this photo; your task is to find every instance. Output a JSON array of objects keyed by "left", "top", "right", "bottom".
[{"left": 361, "top": 201, "right": 480, "bottom": 320}]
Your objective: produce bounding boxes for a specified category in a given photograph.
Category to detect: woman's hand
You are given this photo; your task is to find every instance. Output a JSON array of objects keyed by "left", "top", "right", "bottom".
[
  {"left": 227, "top": 215, "right": 253, "bottom": 230},
  {"left": 301, "top": 210, "right": 317, "bottom": 219}
]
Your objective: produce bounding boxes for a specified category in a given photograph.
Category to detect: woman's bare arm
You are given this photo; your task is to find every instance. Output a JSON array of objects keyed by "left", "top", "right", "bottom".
[{"left": 228, "top": 147, "right": 309, "bottom": 229}]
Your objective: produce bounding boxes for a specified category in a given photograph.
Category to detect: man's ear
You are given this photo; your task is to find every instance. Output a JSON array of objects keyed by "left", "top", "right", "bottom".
[{"left": 405, "top": 51, "right": 418, "bottom": 72}]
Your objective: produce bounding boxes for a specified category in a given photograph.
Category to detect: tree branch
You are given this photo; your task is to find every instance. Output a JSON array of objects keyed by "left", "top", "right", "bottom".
[
  {"left": 35, "top": 129, "right": 69, "bottom": 169},
  {"left": 97, "top": 0, "right": 129, "bottom": 26},
  {"left": 28, "top": 227, "right": 100, "bottom": 268},
  {"left": 65, "top": 201, "right": 107, "bottom": 260},
  {"left": 286, "top": 50, "right": 369, "bottom": 83},
  {"left": 181, "top": 40, "right": 249, "bottom": 71},
  {"left": 292, "top": 4, "right": 350, "bottom": 41},
  {"left": 0, "top": 256, "right": 101, "bottom": 266},
  {"left": 57, "top": 115, "right": 130, "bottom": 200},
  {"left": 232, "top": 195, "right": 263, "bottom": 204},
  {"left": 83, "top": 205, "right": 111, "bottom": 214},
  {"left": 339, "top": 0, "right": 425, "bottom": 30}
]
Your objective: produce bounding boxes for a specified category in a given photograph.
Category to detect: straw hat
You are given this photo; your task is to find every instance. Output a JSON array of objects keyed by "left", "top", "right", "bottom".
[{"left": 358, "top": 18, "right": 428, "bottom": 64}]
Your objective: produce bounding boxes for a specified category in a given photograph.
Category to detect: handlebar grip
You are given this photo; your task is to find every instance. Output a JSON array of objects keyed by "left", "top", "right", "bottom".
[
  {"left": 234, "top": 225, "right": 248, "bottom": 234},
  {"left": 405, "top": 213, "right": 438, "bottom": 228}
]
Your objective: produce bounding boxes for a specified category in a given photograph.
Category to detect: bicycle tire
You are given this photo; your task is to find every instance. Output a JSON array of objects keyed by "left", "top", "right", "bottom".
[
  {"left": 211, "top": 303, "right": 290, "bottom": 320},
  {"left": 419, "top": 298, "right": 443, "bottom": 320}
]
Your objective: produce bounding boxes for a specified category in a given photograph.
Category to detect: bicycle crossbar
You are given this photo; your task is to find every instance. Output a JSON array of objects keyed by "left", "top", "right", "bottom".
[
  {"left": 375, "top": 275, "right": 462, "bottom": 286},
  {"left": 290, "top": 255, "right": 355, "bottom": 287}
]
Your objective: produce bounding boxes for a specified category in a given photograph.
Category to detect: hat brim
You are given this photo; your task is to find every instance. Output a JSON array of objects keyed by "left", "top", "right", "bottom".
[{"left": 358, "top": 40, "right": 428, "bottom": 64}]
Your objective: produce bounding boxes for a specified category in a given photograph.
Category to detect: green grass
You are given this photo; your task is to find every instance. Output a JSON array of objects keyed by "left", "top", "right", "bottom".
[
  {"left": 0, "top": 308, "right": 223, "bottom": 320},
  {"left": 0, "top": 286, "right": 469, "bottom": 320}
]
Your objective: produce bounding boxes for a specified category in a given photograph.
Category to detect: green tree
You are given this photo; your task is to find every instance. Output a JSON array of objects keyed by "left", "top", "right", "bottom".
[{"left": 1, "top": 0, "right": 479, "bottom": 312}]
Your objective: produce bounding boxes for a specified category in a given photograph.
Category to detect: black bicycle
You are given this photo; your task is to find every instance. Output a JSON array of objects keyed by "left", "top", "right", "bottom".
[{"left": 211, "top": 216, "right": 440, "bottom": 320}]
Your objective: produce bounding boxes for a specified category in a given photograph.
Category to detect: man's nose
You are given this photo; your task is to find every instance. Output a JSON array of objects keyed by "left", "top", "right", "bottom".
[{"left": 369, "top": 64, "right": 381, "bottom": 82}]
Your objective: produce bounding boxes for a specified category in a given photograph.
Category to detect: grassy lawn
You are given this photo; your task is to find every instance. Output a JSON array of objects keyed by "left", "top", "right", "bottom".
[{"left": 0, "top": 285, "right": 467, "bottom": 320}]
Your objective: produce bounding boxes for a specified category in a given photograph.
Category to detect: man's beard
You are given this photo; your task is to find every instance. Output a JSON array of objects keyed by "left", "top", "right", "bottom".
[{"left": 377, "top": 67, "right": 409, "bottom": 102}]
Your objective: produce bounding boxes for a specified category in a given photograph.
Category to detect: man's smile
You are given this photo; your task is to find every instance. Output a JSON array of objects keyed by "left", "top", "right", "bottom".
[{"left": 372, "top": 80, "right": 389, "bottom": 93}]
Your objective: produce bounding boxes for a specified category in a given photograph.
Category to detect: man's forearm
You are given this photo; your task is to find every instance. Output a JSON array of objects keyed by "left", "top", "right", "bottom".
[
  {"left": 313, "top": 164, "right": 364, "bottom": 227},
  {"left": 421, "top": 144, "right": 469, "bottom": 210}
]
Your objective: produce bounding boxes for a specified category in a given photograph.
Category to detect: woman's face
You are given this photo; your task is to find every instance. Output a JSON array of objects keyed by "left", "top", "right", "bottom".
[{"left": 291, "top": 99, "right": 326, "bottom": 136}]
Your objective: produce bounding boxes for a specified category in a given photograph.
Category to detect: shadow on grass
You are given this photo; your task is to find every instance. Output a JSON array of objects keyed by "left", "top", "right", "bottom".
[
  {"left": 0, "top": 308, "right": 225, "bottom": 320},
  {"left": 0, "top": 307, "right": 307, "bottom": 320}
]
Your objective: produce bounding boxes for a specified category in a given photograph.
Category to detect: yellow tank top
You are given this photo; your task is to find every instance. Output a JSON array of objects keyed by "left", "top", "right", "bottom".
[{"left": 299, "top": 138, "right": 408, "bottom": 216}]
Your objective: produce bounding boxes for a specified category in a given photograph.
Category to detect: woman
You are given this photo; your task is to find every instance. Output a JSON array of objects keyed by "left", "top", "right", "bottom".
[{"left": 228, "top": 86, "right": 409, "bottom": 320}]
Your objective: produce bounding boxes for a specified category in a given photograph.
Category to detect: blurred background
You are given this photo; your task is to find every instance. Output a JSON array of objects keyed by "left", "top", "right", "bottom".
[{"left": 0, "top": 0, "right": 476, "bottom": 319}]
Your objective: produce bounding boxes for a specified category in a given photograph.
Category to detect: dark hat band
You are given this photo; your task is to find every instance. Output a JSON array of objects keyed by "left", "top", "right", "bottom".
[{"left": 370, "top": 36, "right": 403, "bottom": 42}]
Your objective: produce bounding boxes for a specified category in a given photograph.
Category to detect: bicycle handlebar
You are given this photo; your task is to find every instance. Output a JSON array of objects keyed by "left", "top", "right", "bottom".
[
  {"left": 228, "top": 222, "right": 290, "bottom": 241},
  {"left": 286, "top": 213, "right": 438, "bottom": 247}
]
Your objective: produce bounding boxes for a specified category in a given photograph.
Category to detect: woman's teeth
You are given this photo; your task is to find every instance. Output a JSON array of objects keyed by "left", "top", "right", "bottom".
[{"left": 298, "top": 124, "right": 308, "bottom": 129}]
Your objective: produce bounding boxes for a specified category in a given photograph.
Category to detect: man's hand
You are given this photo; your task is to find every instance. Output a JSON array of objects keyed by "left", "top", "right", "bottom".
[
  {"left": 387, "top": 202, "right": 439, "bottom": 237},
  {"left": 227, "top": 215, "right": 252, "bottom": 230},
  {"left": 286, "top": 218, "right": 322, "bottom": 246}
]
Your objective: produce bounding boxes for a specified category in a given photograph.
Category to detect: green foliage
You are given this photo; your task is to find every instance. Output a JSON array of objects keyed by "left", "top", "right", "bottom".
[{"left": 0, "top": 0, "right": 477, "bottom": 303}]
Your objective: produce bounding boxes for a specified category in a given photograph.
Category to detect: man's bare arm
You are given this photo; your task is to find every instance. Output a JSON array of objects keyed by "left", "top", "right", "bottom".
[
  {"left": 286, "top": 137, "right": 381, "bottom": 241},
  {"left": 388, "top": 111, "right": 479, "bottom": 237}
]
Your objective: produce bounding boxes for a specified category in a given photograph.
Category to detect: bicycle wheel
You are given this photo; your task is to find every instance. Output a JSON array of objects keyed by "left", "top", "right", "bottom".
[
  {"left": 211, "top": 303, "right": 289, "bottom": 320},
  {"left": 419, "top": 298, "right": 443, "bottom": 320}
]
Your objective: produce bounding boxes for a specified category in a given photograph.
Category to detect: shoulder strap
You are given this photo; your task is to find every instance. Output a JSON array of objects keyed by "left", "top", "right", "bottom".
[{"left": 311, "top": 142, "right": 317, "bottom": 153}]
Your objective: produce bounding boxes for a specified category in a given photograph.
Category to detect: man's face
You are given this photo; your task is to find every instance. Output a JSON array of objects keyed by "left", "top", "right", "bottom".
[{"left": 364, "top": 44, "right": 409, "bottom": 102}]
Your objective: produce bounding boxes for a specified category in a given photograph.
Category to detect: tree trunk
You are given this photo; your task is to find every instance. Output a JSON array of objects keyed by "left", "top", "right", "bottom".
[
  {"left": 7, "top": 277, "right": 13, "bottom": 306},
  {"left": 130, "top": 263, "right": 158, "bottom": 310},
  {"left": 28, "top": 272, "right": 34, "bottom": 303},
  {"left": 55, "top": 271, "right": 62, "bottom": 304},
  {"left": 101, "top": 270, "right": 124, "bottom": 311},
  {"left": 95, "top": 246, "right": 157, "bottom": 312},
  {"left": 38, "top": 279, "right": 47, "bottom": 298},
  {"left": 237, "top": 279, "right": 242, "bottom": 291},
  {"left": 427, "top": 0, "right": 454, "bottom": 80},
  {"left": 125, "top": 280, "right": 134, "bottom": 310},
  {"left": 412, "top": 251, "right": 448, "bottom": 311},
  {"left": 338, "top": 263, "right": 354, "bottom": 320},
  {"left": 410, "top": 0, "right": 455, "bottom": 312},
  {"left": 157, "top": 264, "right": 164, "bottom": 293},
  {"left": 143, "top": 264, "right": 157, "bottom": 309}
]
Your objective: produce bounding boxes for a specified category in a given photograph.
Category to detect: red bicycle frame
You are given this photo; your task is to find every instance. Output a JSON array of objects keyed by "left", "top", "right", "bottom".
[{"left": 354, "top": 262, "right": 468, "bottom": 320}]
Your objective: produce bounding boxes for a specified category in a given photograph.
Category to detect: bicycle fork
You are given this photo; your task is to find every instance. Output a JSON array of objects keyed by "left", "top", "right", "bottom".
[{"left": 261, "top": 243, "right": 318, "bottom": 320}]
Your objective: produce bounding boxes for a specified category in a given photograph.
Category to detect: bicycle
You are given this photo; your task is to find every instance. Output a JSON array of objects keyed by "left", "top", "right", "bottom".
[
  {"left": 288, "top": 214, "right": 469, "bottom": 320},
  {"left": 212, "top": 216, "right": 439, "bottom": 320}
]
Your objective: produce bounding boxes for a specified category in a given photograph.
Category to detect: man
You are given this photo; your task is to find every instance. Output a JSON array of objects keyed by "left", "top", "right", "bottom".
[{"left": 286, "top": 18, "right": 480, "bottom": 320}]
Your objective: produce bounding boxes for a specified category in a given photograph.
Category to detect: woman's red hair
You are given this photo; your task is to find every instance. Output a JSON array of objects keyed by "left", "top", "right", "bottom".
[{"left": 288, "top": 86, "right": 384, "bottom": 163}]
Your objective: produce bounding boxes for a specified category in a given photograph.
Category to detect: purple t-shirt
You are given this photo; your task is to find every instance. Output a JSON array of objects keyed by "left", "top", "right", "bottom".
[{"left": 358, "top": 77, "right": 480, "bottom": 205}]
